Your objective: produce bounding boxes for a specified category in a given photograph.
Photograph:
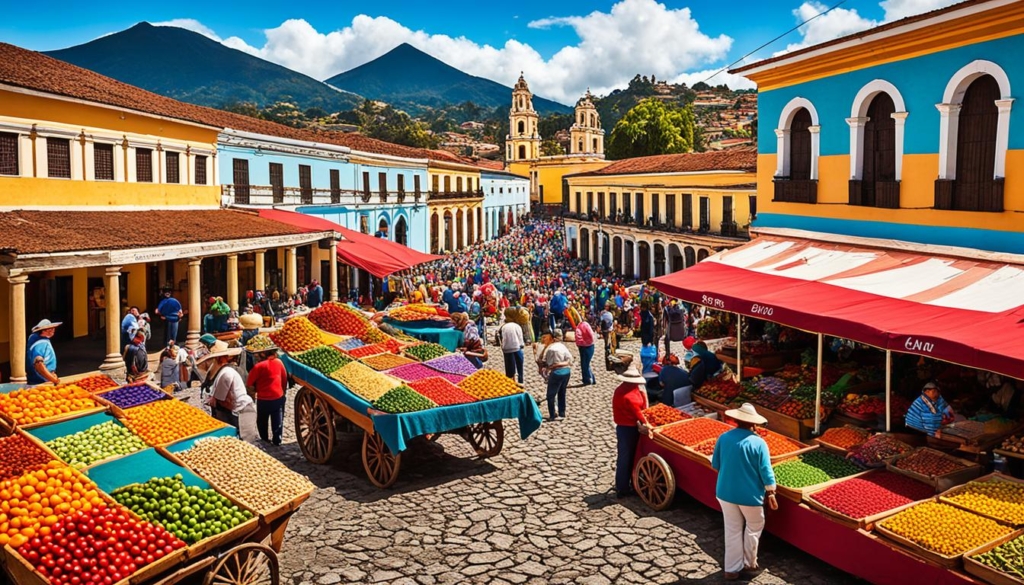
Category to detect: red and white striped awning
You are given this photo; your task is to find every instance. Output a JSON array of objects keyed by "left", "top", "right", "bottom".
[{"left": 651, "top": 236, "right": 1024, "bottom": 380}]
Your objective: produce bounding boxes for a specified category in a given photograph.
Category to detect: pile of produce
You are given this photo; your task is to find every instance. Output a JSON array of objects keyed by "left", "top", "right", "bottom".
[
  {"left": 818, "top": 426, "right": 871, "bottom": 450},
  {"left": 773, "top": 451, "right": 863, "bottom": 488},
  {"left": 879, "top": 501, "right": 1012, "bottom": 557},
  {"left": 372, "top": 385, "right": 437, "bottom": 414},
  {"left": 1001, "top": 435, "right": 1024, "bottom": 454},
  {"left": 379, "top": 323, "right": 419, "bottom": 343},
  {"left": 893, "top": 449, "right": 967, "bottom": 477},
  {"left": 847, "top": 434, "right": 912, "bottom": 467},
  {"left": 0, "top": 461, "right": 105, "bottom": 547},
  {"left": 0, "top": 385, "right": 98, "bottom": 425},
  {"left": 346, "top": 340, "right": 402, "bottom": 359},
  {"left": 309, "top": 302, "right": 370, "bottom": 336},
  {"left": 695, "top": 316, "right": 725, "bottom": 339},
  {"left": 791, "top": 383, "right": 844, "bottom": 408},
  {"left": 112, "top": 475, "right": 252, "bottom": 545},
  {"left": 73, "top": 375, "right": 118, "bottom": 393},
  {"left": 659, "top": 418, "right": 733, "bottom": 447},
  {"left": 775, "top": 363, "right": 842, "bottom": 389},
  {"left": 809, "top": 471, "right": 933, "bottom": 519},
  {"left": 944, "top": 479, "right": 1024, "bottom": 525},
  {"left": 337, "top": 337, "right": 366, "bottom": 351},
  {"left": 0, "top": 434, "right": 53, "bottom": 481},
  {"left": 458, "top": 369, "right": 523, "bottom": 400},
  {"left": 385, "top": 362, "right": 466, "bottom": 384},
  {"left": 359, "top": 327, "right": 393, "bottom": 345},
  {"left": 642, "top": 404, "right": 689, "bottom": 427},
  {"left": 388, "top": 305, "right": 449, "bottom": 322},
  {"left": 98, "top": 384, "right": 167, "bottom": 409},
  {"left": 407, "top": 378, "right": 477, "bottom": 406},
  {"left": 839, "top": 394, "right": 886, "bottom": 418},
  {"left": 755, "top": 427, "right": 803, "bottom": 457},
  {"left": 776, "top": 397, "right": 827, "bottom": 420},
  {"left": 692, "top": 438, "right": 717, "bottom": 456},
  {"left": 17, "top": 505, "right": 187, "bottom": 585},
  {"left": 244, "top": 334, "right": 276, "bottom": 352},
  {"left": 294, "top": 345, "right": 351, "bottom": 375},
  {"left": 739, "top": 377, "right": 790, "bottom": 410},
  {"left": 424, "top": 354, "right": 480, "bottom": 376},
  {"left": 175, "top": 437, "right": 315, "bottom": 515},
  {"left": 120, "top": 400, "right": 225, "bottom": 446},
  {"left": 360, "top": 353, "right": 417, "bottom": 371},
  {"left": 330, "top": 362, "right": 399, "bottom": 401},
  {"left": 270, "top": 316, "right": 329, "bottom": 353},
  {"left": 971, "top": 534, "right": 1024, "bottom": 578},
  {"left": 45, "top": 421, "right": 147, "bottom": 469},
  {"left": 404, "top": 342, "right": 450, "bottom": 362},
  {"left": 696, "top": 377, "right": 742, "bottom": 404}
]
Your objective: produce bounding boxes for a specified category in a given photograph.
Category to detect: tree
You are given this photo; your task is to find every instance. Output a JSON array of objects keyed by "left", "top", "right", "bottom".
[
  {"left": 540, "top": 139, "right": 565, "bottom": 156},
  {"left": 304, "top": 107, "right": 328, "bottom": 120},
  {"left": 362, "top": 104, "right": 439, "bottom": 149},
  {"left": 606, "top": 98, "right": 697, "bottom": 160}
]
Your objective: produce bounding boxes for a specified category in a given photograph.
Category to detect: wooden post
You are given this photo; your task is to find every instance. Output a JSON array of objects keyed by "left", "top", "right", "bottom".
[
  {"left": 814, "top": 333, "right": 823, "bottom": 435},
  {"left": 736, "top": 314, "right": 743, "bottom": 382},
  {"left": 285, "top": 247, "right": 297, "bottom": 296},
  {"left": 226, "top": 254, "right": 238, "bottom": 311},
  {"left": 329, "top": 240, "right": 339, "bottom": 302},
  {"left": 98, "top": 267, "right": 125, "bottom": 376},
  {"left": 7, "top": 273, "right": 29, "bottom": 383},
  {"left": 185, "top": 259, "right": 202, "bottom": 350},
  {"left": 885, "top": 349, "right": 892, "bottom": 432},
  {"left": 254, "top": 250, "right": 266, "bottom": 293}
]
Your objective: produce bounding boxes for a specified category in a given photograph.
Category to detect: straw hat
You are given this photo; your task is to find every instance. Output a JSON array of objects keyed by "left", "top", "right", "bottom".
[
  {"left": 725, "top": 402, "right": 768, "bottom": 425},
  {"left": 616, "top": 364, "right": 646, "bottom": 385},
  {"left": 31, "top": 319, "right": 62, "bottom": 333},
  {"left": 197, "top": 341, "right": 242, "bottom": 364}
]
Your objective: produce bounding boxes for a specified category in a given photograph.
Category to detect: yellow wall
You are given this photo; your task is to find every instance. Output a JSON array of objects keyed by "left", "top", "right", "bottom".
[
  {"left": 510, "top": 158, "right": 612, "bottom": 205},
  {"left": 428, "top": 168, "right": 481, "bottom": 192},
  {"left": 0, "top": 177, "right": 219, "bottom": 208}
]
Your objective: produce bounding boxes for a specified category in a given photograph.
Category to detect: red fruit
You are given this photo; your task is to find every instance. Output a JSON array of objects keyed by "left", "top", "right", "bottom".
[{"left": 810, "top": 470, "right": 932, "bottom": 519}]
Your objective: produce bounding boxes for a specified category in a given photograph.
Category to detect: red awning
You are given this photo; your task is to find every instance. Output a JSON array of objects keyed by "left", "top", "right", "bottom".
[
  {"left": 257, "top": 209, "right": 441, "bottom": 278},
  {"left": 650, "top": 236, "right": 1024, "bottom": 380}
]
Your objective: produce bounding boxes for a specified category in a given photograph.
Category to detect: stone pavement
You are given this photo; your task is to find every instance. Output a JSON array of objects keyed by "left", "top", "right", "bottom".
[{"left": 231, "top": 337, "right": 863, "bottom": 585}]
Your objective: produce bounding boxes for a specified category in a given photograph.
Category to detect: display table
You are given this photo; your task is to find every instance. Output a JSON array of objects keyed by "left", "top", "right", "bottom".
[
  {"left": 386, "top": 320, "right": 464, "bottom": 351},
  {"left": 636, "top": 435, "right": 980, "bottom": 585}
]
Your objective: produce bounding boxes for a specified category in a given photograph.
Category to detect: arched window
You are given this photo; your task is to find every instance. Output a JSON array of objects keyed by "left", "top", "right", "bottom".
[
  {"left": 517, "top": 120, "right": 525, "bottom": 134},
  {"left": 456, "top": 177, "right": 463, "bottom": 192},
  {"left": 773, "top": 98, "right": 819, "bottom": 204},
  {"left": 789, "top": 109, "right": 812, "bottom": 181},
  {"left": 443, "top": 176, "right": 451, "bottom": 192},
  {"left": 518, "top": 145, "right": 526, "bottom": 159},
  {"left": 955, "top": 75, "right": 1000, "bottom": 209},
  {"left": 578, "top": 113, "right": 583, "bottom": 125},
  {"left": 395, "top": 216, "right": 408, "bottom": 246},
  {"left": 590, "top": 113, "right": 595, "bottom": 127},
  {"left": 592, "top": 138, "right": 598, "bottom": 152},
  {"left": 577, "top": 140, "right": 583, "bottom": 152},
  {"left": 851, "top": 92, "right": 899, "bottom": 208}
]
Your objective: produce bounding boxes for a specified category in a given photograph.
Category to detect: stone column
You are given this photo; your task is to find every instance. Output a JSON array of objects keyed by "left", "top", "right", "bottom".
[
  {"left": 310, "top": 247, "right": 322, "bottom": 286},
  {"left": 99, "top": 267, "right": 125, "bottom": 376},
  {"left": 329, "top": 239, "right": 339, "bottom": 301},
  {"left": 8, "top": 273, "right": 29, "bottom": 383},
  {"left": 437, "top": 214, "right": 446, "bottom": 253},
  {"left": 254, "top": 250, "right": 266, "bottom": 292},
  {"left": 226, "top": 254, "right": 239, "bottom": 311},
  {"left": 285, "top": 247, "right": 297, "bottom": 295},
  {"left": 460, "top": 208, "right": 468, "bottom": 249},
  {"left": 633, "top": 243, "right": 641, "bottom": 280},
  {"left": 185, "top": 259, "right": 202, "bottom": 350}
]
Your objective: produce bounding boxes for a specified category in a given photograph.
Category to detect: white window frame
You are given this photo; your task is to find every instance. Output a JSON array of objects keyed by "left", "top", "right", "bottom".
[
  {"left": 35, "top": 128, "right": 82, "bottom": 180},
  {"left": 936, "top": 59, "right": 1014, "bottom": 180},
  {"left": 0, "top": 122, "right": 33, "bottom": 178},
  {"left": 85, "top": 137, "right": 123, "bottom": 182},
  {"left": 774, "top": 97, "right": 820, "bottom": 179},
  {"left": 848, "top": 80, "right": 908, "bottom": 180}
]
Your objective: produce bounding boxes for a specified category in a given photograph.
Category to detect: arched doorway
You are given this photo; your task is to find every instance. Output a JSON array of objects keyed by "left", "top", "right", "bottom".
[
  {"left": 476, "top": 208, "right": 483, "bottom": 242},
  {"left": 624, "top": 240, "right": 635, "bottom": 277},
  {"left": 612, "top": 237, "right": 623, "bottom": 274},
  {"left": 669, "top": 244, "right": 683, "bottom": 273},
  {"left": 789, "top": 108, "right": 813, "bottom": 181},
  {"left": 579, "top": 227, "right": 590, "bottom": 263},
  {"left": 955, "top": 74, "right": 1000, "bottom": 210},
  {"left": 638, "top": 241, "right": 651, "bottom": 281},
  {"left": 443, "top": 210, "right": 453, "bottom": 251},
  {"left": 376, "top": 218, "right": 389, "bottom": 240},
  {"left": 601, "top": 233, "right": 610, "bottom": 268},
  {"left": 508, "top": 209, "right": 515, "bottom": 228},
  {"left": 653, "top": 243, "right": 666, "bottom": 277},
  {"left": 697, "top": 249, "right": 710, "bottom": 262},
  {"left": 430, "top": 213, "right": 439, "bottom": 254},
  {"left": 394, "top": 216, "right": 408, "bottom": 247},
  {"left": 498, "top": 209, "right": 507, "bottom": 236},
  {"left": 467, "top": 208, "right": 475, "bottom": 246},
  {"left": 591, "top": 231, "right": 599, "bottom": 266},
  {"left": 455, "top": 209, "right": 464, "bottom": 250},
  {"left": 861, "top": 92, "right": 897, "bottom": 207},
  {"left": 684, "top": 246, "right": 696, "bottom": 268}
]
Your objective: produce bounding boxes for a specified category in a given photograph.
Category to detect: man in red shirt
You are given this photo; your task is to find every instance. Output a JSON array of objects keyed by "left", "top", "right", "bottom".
[
  {"left": 247, "top": 346, "right": 289, "bottom": 446},
  {"left": 612, "top": 365, "right": 651, "bottom": 498}
]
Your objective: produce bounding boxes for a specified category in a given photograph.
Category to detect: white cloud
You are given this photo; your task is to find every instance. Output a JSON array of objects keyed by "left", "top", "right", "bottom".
[
  {"left": 672, "top": 68, "right": 756, "bottom": 91},
  {"left": 165, "top": 0, "right": 734, "bottom": 105},
  {"left": 880, "top": 0, "right": 962, "bottom": 21},
  {"left": 152, "top": 18, "right": 222, "bottom": 42}
]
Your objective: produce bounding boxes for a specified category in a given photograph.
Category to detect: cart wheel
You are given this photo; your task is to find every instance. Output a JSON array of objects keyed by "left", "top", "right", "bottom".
[
  {"left": 362, "top": 431, "right": 402, "bottom": 488},
  {"left": 204, "top": 543, "right": 278, "bottom": 585},
  {"left": 464, "top": 421, "right": 504, "bottom": 458},
  {"left": 634, "top": 454, "right": 676, "bottom": 511},
  {"left": 294, "top": 386, "right": 335, "bottom": 465}
]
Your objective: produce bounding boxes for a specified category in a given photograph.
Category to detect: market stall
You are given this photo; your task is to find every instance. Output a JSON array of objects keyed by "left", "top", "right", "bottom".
[
  {"left": 0, "top": 374, "right": 314, "bottom": 585},
  {"left": 276, "top": 302, "right": 543, "bottom": 488},
  {"left": 381, "top": 304, "right": 464, "bottom": 352}
]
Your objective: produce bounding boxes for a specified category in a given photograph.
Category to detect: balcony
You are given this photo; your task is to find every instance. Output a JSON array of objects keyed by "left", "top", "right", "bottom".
[
  {"left": 773, "top": 178, "right": 818, "bottom": 204},
  {"left": 427, "top": 189, "right": 485, "bottom": 202},
  {"left": 562, "top": 211, "right": 747, "bottom": 240},
  {"left": 849, "top": 180, "right": 900, "bottom": 209},
  {"left": 222, "top": 184, "right": 417, "bottom": 206},
  {"left": 934, "top": 178, "right": 1004, "bottom": 212}
]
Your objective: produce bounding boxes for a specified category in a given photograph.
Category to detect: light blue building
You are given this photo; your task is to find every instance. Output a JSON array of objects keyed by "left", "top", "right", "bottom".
[{"left": 480, "top": 170, "right": 531, "bottom": 239}]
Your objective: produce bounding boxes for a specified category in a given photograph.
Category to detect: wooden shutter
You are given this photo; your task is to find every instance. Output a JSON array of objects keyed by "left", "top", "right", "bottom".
[
  {"left": 165, "top": 152, "right": 180, "bottom": 184},
  {"left": 135, "top": 148, "right": 153, "bottom": 183},
  {"left": 651, "top": 194, "right": 660, "bottom": 225},
  {"left": 330, "top": 169, "right": 341, "bottom": 203},
  {"left": 598, "top": 192, "right": 605, "bottom": 219},
  {"left": 378, "top": 172, "right": 388, "bottom": 199},
  {"left": 955, "top": 75, "right": 1000, "bottom": 211},
  {"left": 93, "top": 143, "right": 114, "bottom": 181},
  {"left": 610, "top": 193, "right": 618, "bottom": 218},
  {"left": 575, "top": 192, "right": 581, "bottom": 213},
  {"left": 194, "top": 155, "right": 207, "bottom": 185},
  {"left": 363, "top": 172, "right": 371, "bottom": 200},
  {"left": 722, "top": 195, "right": 734, "bottom": 225},
  {"left": 232, "top": 158, "right": 249, "bottom": 203},
  {"left": 789, "top": 109, "right": 812, "bottom": 181},
  {"left": 0, "top": 132, "right": 19, "bottom": 176},
  {"left": 861, "top": 93, "right": 897, "bottom": 207},
  {"left": 587, "top": 192, "right": 593, "bottom": 214},
  {"left": 635, "top": 193, "right": 644, "bottom": 224},
  {"left": 47, "top": 137, "right": 72, "bottom": 178},
  {"left": 269, "top": 163, "right": 284, "bottom": 203},
  {"left": 748, "top": 194, "right": 757, "bottom": 219},
  {"left": 414, "top": 175, "right": 421, "bottom": 197},
  {"left": 666, "top": 194, "right": 676, "bottom": 227},
  {"left": 699, "top": 196, "right": 710, "bottom": 230},
  {"left": 682, "top": 194, "right": 693, "bottom": 227},
  {"left": 397, "top": 174, "right": 405, "bottom": 194},
  {"left": 300, "top": 165, "right": 312, "bottom": 204}
]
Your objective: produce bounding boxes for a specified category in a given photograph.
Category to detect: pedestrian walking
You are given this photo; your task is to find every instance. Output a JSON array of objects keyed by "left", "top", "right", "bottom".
[
  {"left": 497, "top": 316, "right": 526, "bottom": 384},
  {"left": 574, "top": 318, "right": 596, "bottom": 386},
  {"left": 540, "top": 329, "right": 572, "bottom": 421},
  {"left": 120, "top": 306, "right": 139, "bottom": 350},
  {"left": 612, "top": 365, "right": 650, "bottom": 498},
  {"left": 247, "top": 345, "right": 288, "bottom": 446},
  {"left": 27, "top": 319, "right": 62, "bottom": 385},
  {"left": 712, "top": 403, "right": 777, "bottom": 581},
  {"left": 155, "top": 290, "right": 184, "bottom": 344},
  {"left": 199, "top": 341, "right": 258, "bottom": 442}
]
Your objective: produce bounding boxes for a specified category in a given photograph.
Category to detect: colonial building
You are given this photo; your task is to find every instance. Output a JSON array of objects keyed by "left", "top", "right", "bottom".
[
  {"left": 506, "top": 74, "right": 541, "bottom": 162},
  {"left": 562, "top": 149, "right": 757, "bottom": 280},
  {"left": 570, "top": 90, "right": 605, "bottom": 156},
  {"left": 427, "top": 157, "right": 484, "bottom": 253},
  {"left": 480, "top": 170, "right": 531, "bottom": 239}
]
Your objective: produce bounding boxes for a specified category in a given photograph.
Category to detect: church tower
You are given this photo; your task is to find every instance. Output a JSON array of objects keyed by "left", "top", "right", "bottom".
[
  {"left": 506, "top": 73, "right": 540, "bottom": 161},
  {"left": 570, "top": 89, "right": 604, "bottom": 156}
]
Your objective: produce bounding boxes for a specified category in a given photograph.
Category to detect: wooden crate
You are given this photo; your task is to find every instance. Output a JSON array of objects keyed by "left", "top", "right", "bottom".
[
  {"left": 803, "top": 471, "right": 932, "bottom": 531},
  {"left": 939, "top": 472, "right": 1024, "bottom": 527},
  {"left": 692, "top": 395, "right": 729, "bottom": 419},
  {"left": 963, "top": 529, "right": 1024, "bottom": 585},
  {"left": 813, "top": 425, "right": 873, "bottom": 455},
  {"left": 775, "top": 469, "right": 873, "bottom": 503},
  {"left": 887, "top": 447, "right": 983, "bottom": 493},
  {"left": 874, "top": 519, "right": 968, "bottom": 569},
  {"left": 759, "top": 405, "right": 815, "bottom": 442}
]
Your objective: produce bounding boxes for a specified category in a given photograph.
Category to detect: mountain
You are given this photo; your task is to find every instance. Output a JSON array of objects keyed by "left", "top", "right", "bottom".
[
  {"left": 325, "top": 44, "right": 571, "bottom": 116},
  {"left": 44, "top": 22, "right": 362, "bottom": 113}
]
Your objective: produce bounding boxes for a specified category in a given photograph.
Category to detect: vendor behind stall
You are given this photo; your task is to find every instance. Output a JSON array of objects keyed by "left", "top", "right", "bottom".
[
  {"left": 659, "top": 354, "right": 692, "bottom": 408},
  {"left": 688, "top": 341, "right": 723, "bottom": 390},
  {"left": 905, "top": 381, "right": 955, "bottom": 437},
  {"left": 27, "top": 319, "right": 61, "bottom": 385}
]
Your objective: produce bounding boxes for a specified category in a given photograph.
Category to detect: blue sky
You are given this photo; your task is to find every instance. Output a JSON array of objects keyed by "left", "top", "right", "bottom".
[{"left": 2, "top": 0, "right": 960, "bottom": 104}]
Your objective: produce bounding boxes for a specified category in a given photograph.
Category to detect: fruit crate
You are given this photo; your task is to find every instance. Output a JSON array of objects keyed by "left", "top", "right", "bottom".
[
  {"left": 813, "top": 425, "right": 873, "bottom": 455},
  {"left": 938, "top": 473, "right": 1024, "bottom": 527},
  {"left": 93, "top": 381, "right": 174, "bottom": 412},
  {"left": 772, "top": 454, "right": 872, "bottom": 503},
  {"left": 803, "top": 470, "right": 933, "bottom": 531},
  {"left": 758, "top": 403, "right": 816, "bottom": 442},
  {"left": 873, "top": 507, "right": 971, "bottom": 569},
  {"left": 650, "top": 418, "right": 734, "bottom": 468},
  {"left": 887, "top": 447, "right": 983, "bottom": 493},
  {"left": 20, "top": 410, "right": 149, "bottom": 472},
  {"left": 963, "top": 529, "right": 1024, "bottom": 585}
]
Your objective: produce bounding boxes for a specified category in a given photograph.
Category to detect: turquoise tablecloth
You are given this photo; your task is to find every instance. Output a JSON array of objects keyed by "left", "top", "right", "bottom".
[
  {"left": 386, "top": 320, "right": 464, "bottom": 352},
  {"left": 85, "top": 447, "right": 211, "bottom": 494},
  {"left": 282, "top": 354, "right": 542, "bottom": 454}
]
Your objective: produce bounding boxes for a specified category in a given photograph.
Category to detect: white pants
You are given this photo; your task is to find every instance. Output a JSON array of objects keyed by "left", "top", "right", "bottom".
[{"left": 717, "top": 498, "right": 765, "bottom": 574}]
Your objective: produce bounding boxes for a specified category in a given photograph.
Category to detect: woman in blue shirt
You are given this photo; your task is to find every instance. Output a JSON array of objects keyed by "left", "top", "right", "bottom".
[
  {"left": 711, "top": 403, "right": 777, "bottom": 581},
  {"left": 905, "top": 381, "right": 954, "bottom": 437}
]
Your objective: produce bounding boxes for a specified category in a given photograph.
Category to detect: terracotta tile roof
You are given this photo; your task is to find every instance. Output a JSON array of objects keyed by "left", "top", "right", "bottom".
[
  {"left": 0, "top": 209, "right": 320, "bottom": 256},
  {"left": 572, "top": 148, "right": 757, "bottom": 177},
  {"left": 0, "top": 42, "right": 435, "bottom": 162}
]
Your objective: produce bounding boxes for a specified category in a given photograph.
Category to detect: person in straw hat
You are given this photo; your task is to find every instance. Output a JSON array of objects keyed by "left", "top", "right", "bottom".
[
  {"left": 246, "top": 342, "right": 287, "bottom": 446},
  {"left": 612, "top": 364, "right": 651, "bottom": 498},
  {"left": 27, "top": 319, "right": 62, "bottom": 385},
  {"left": 712, "top": 403, "right": 777, "bottom": 580},
  {"left": 198, "top": 341, "right": 257, "bottom": 442}
]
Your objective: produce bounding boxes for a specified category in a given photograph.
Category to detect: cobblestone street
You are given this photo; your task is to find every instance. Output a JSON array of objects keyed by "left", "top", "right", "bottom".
[{"left": 241, "top": 337, "right": 862, "bottom": 585}]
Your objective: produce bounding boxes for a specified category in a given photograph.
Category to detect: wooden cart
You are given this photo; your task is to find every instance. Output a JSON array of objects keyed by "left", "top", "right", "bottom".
[{"left": 291, "top": 374, "right": 505, "bottom": 489}]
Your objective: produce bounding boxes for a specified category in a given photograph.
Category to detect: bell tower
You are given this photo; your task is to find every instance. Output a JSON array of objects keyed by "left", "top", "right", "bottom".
[
  {"left": 507, "top": 73, "right": 541, "bottom": 161},
  {"left": 570, "top": 89, "right": 604, "bottom": 157}
]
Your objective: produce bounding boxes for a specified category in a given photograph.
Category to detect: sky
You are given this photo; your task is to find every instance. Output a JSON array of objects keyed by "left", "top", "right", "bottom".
[{"left": 2, "top": 0, "right": 963, "bottom": 105}]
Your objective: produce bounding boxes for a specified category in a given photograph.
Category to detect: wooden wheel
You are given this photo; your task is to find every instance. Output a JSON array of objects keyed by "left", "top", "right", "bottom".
[
  {"left": 294, "top": 386, "right": 334, "bottom": 464},
  {"left": 464, "top": 421, "right": 504, "bottom": 458},
  {"left": 204, "top": 543, "right": 278, "bottom": 585},
  {"left": 362, "top": 431, "right": 402, "bottom": 488},
  {"left": 634, "top": 454, "right": 676, "bottom": 511}
]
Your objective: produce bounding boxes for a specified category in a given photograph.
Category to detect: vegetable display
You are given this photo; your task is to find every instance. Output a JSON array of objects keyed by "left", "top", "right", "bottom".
[
  {"left": 458, "top": 369, "right": 523, "bottom": 400},
  {"left": 847, "top": 434, "right": 913, "bottom": 468},
  {"left": 839, "top": 395, "right": 886, "bottom": 418},
  {"left": 309, "top": 302, "right": 370, "bottom": 336},
  {"left": 755, "top": 427, "right": 803, "bottom": 457},
  {"left": 944, "top": 479, "right": 1024, "bottom": 525},
  {"left": 0, "top": 461, "right": 105, "bottom": 548},
  {"left": 879, "top": 501, "right": 1011, "bottom": 557},
  {"left": 403, "top": 342, "right": 450, "bottom": 362},
  {"left": 385, "top": 363, "right": 466, "bottom": 384},
  {"left": 818, "top": 426, "right": 871, "bottom": 450},
  {"left": 972, "top": 534, "right": 1024, "bottom": 578},
  {"left": 0, "top": 434, "right": 53, "bottom": 482},
  {"left": 372, "top": 385, "right": 438, "bottom": 414},
  {"left": 330, "top": 362, "right": 400, "bottom": 402},
  {"left": 346, "top": 340, "right": 401, "bottom": 359},
  {"left": 423, "top": 354, "right": 480, "bottom": 376},
  {"left": 294, "top": 345, "right": 351, "bottom": 375},
  {"left": 695, "top": 377, "right": 742, "bottom": 404},
  {"left": 98, "top": 384, "right": 167, "bottom": 410},
  {"left": 0, "top": 385, "right": 98, "bottom": 426},
  {"left": 120, "top": 400, "right": 225, "bottom": 446},
  {"left": 72, "top": 375, "right": 119, "bottom": 394},
  {"left": 44, "top": 421, "right": 147, "bottom": 469},
  {"left": 175, "top": 437, "right": 315, "bottom": 515},
  {"left": 112, "top": 475, "right": 252, "bottom": 545},
  {"left": 388, "top": 305, "right": 449, "bottom": 322},
  {"left": 244, "top": 334, "right": 276, "bottom": 352},
  {"left": 658, "top": 418, "right": 733, "bottom": 447},
  {"left": 894, "top": 449, "right": 967, "bottom": 477},
  {"left": 407, "top": 378, "right": 477, "bottom": 406},
  {"left": 359, "top": 353, "right": 417, "bottom": 372},
  {"left": 642, "top": 404, "right": 689, "bottom": 427},
  {"left": 269, "top": 316, "right": 329, "bottom": 353},
  {"left": 809, "top": 471, "right": 933, "bottom": 520},
  {"left": 773, "top": 452, "right": 863, "bottom": 488}
]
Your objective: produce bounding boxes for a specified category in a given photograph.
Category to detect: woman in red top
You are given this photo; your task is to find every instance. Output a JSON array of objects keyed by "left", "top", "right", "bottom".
[
  {"left": 612, "top": 364, "right": 650, "bottom": 498},
  {"left": 246, "top": 345, "right": 289, "bottom": 446}
]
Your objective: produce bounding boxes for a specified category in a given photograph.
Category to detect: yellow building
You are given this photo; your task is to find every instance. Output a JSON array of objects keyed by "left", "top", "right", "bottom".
[
  {"left": 427, "top": 158, "right": 484, "bottom": 253},
  {"left": 563, "top": 149, "right": 757, "bottom": 280}
]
